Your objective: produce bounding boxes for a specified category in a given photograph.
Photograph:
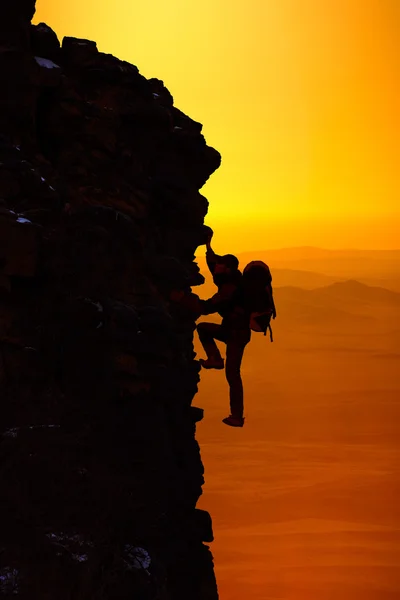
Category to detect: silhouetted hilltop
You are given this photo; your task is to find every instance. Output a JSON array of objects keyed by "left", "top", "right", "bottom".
[
  {"left": 272, "top": 287, "right": 374, "bottom": 327},
  {"left": 275, "top": 280, "right": 400, "bottom": 309},
  {"left": 237, "top": 246, "right": 400, "bottom": 261},
  {"left": 196, "top": 257, "right": 341, "bottom": 290},
  {"left": 231, "top": 247, "right": 400, "bottom": 279},
  {"left": 1, "top": 3, "right": 220, "bottom": 599},
  {"left": 272, "top": 280, "right": 400, "bottom": 329},
  {"left": 312, "top": 280, "right": 400, "bottom": 305},
  {"left": 197, "top": 248, "right": 400, "bottom": 296},
  {"left": 270, "top": 269, "right": 341, "bottom": 288}
]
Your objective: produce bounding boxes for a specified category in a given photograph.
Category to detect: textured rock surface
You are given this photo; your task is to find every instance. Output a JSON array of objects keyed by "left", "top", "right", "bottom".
[{"left": 0, "top": 2, "right": 221, "bottom": 598}]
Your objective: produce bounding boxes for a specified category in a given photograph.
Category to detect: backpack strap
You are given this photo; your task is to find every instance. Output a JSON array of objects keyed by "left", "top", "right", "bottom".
[{"left": 261, "top": 322, "right": 273, "bottom": 341}]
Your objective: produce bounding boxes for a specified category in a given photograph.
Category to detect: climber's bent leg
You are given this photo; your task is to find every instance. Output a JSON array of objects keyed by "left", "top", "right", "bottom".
[{"left": 197, "top": 322, "right": 226, "bottom": 369}]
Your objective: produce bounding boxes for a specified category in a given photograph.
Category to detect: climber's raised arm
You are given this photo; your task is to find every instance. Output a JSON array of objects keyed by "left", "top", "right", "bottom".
[{"left": 205, "top": 228, "right": 223, "bottom": 277}]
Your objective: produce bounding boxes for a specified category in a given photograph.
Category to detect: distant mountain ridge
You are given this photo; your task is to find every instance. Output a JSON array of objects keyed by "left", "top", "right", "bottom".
[
  {"left": 196, "top": 246, "right": 400, "bottom": 286},
  {"left": 279, "top": 279, "right": 400, "bottom": 305},
  {"left": 273, "top": 280, "right": 400, "bottom": 328},
  {"left": 237, "top": 247, "right": 400, "bottom": 260},
  {"left": 197, "top": 246, "right": 400, "bottom": 259},
  {"left": 196, "top": 257, "right": 400, "bottom": 329},
  {"left": 195, "top": 258, "right": 341, "bottom": 289}
]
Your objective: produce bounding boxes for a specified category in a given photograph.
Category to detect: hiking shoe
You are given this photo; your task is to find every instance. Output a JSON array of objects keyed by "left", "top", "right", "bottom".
[
  {"left": 222, "top": 415, "right": 245, "bottom": 427},
  {"left": 199, "top": 358, "right": 224, "bottom": 370}
]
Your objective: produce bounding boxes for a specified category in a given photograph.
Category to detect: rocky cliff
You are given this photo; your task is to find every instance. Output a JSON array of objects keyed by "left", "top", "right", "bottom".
[{"left": 0, "top": 2, "right": 221, "bottom": 598}]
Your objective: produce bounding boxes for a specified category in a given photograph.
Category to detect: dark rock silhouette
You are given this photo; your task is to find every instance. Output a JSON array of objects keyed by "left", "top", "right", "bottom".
[{"left": 0, "top": 2, "right": 221, "bottom": 598}]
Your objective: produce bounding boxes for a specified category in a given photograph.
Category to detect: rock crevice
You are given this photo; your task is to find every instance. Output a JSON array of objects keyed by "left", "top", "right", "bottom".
[{"left": 0, "top": 4, "right": 220, "bottom": 598}]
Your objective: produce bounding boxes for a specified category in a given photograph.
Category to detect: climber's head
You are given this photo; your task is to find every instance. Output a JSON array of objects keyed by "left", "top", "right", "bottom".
[
  {"left": 223, "top": 254, "right": 239, "bottom": 272},
  {"left": 214, "top": 254, "right": 239, "bottom": 275}
]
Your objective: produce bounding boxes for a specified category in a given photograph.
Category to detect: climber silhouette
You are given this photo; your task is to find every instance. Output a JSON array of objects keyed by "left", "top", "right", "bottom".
[
  {"left": 196, "top": 229, "right": 250, "bottom": 428},
  {"left": 169, "top": 228, "right": 276, "bottom": 427}
]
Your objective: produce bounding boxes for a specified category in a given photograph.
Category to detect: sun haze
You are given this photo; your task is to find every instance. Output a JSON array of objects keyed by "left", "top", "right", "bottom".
[{"left": 33, "top": 0, "right": 399, "bottom": 253}]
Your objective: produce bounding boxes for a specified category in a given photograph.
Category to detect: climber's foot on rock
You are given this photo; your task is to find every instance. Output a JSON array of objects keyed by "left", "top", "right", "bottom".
[
  {"left": 199, "top": 358, "right": 224, "bottom": 370},
  {"left": 222, "top": 415, "right": 245, "bottom": 427}
]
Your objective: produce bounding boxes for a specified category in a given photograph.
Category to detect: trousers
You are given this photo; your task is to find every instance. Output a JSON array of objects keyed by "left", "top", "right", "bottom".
[{"left": 197, "top": 322, "right": 251, "bottom": 419}]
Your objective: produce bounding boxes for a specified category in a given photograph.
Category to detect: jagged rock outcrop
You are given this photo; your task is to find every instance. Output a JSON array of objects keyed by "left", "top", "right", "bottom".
[{"left": 0, "top": 2, "right": 221, "bottom": 598}]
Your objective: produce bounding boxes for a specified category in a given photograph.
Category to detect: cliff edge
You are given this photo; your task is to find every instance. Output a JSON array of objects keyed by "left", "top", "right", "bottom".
[{"left": 0, "top": 2, "right": 221, "bottom": 598}]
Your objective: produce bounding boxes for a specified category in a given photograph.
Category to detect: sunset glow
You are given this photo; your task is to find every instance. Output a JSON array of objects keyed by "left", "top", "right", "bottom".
[{"left": 33, "top": 0, "right": 399, "bottom": 253}]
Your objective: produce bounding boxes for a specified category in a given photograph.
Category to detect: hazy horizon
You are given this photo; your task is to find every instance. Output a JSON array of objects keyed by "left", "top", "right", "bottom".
[
  {"left": 195, "top": 254, "right": 400, "bottom": 599},
  {"left": 196, "top": 246, "right": 400, "bottom": 293},
  {"left": 197, "top": 245, "right": 400, "bottom": 255}
]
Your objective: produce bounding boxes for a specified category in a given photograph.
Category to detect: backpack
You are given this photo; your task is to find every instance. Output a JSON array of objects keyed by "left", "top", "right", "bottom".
[{"left": 241, "top": 261, "right": 275, "bottom": 341}]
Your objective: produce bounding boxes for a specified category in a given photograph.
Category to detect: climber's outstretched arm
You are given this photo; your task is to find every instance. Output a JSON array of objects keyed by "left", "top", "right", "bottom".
[
  {"left": 205, "top": 247, "right": 219, "bottom": 276},
  {"left": 169, "top": 290, "right": 202, "bottom": 319},
  {"left": 199, "top": 283, "right": 237, "bottom": 316}
]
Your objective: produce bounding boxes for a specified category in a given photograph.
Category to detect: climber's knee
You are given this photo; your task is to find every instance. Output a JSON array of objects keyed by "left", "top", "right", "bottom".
[{"left": 197, "top": 322, "right": 220, "bottom": 337}]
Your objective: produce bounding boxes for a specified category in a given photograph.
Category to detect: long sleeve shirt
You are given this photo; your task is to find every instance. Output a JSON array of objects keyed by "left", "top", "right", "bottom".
[
  {"left": 201, "top": 245, "right": 250, "bottom": 332},
  {"left": 200, "top": 281, "right": 238, "bottom": 317},
  {"left": 200, "top": 276, "right": 250, "bottom": 333}
]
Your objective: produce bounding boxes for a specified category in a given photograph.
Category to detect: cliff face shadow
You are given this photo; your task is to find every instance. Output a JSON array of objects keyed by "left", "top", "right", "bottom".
[{"left": 1, "top": 4, "right": 220, "bottom": 599}]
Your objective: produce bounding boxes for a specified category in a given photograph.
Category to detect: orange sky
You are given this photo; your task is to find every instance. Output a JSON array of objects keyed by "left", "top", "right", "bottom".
[{"left": 33, "top": 0, "right": 400, "bottom": 252}]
